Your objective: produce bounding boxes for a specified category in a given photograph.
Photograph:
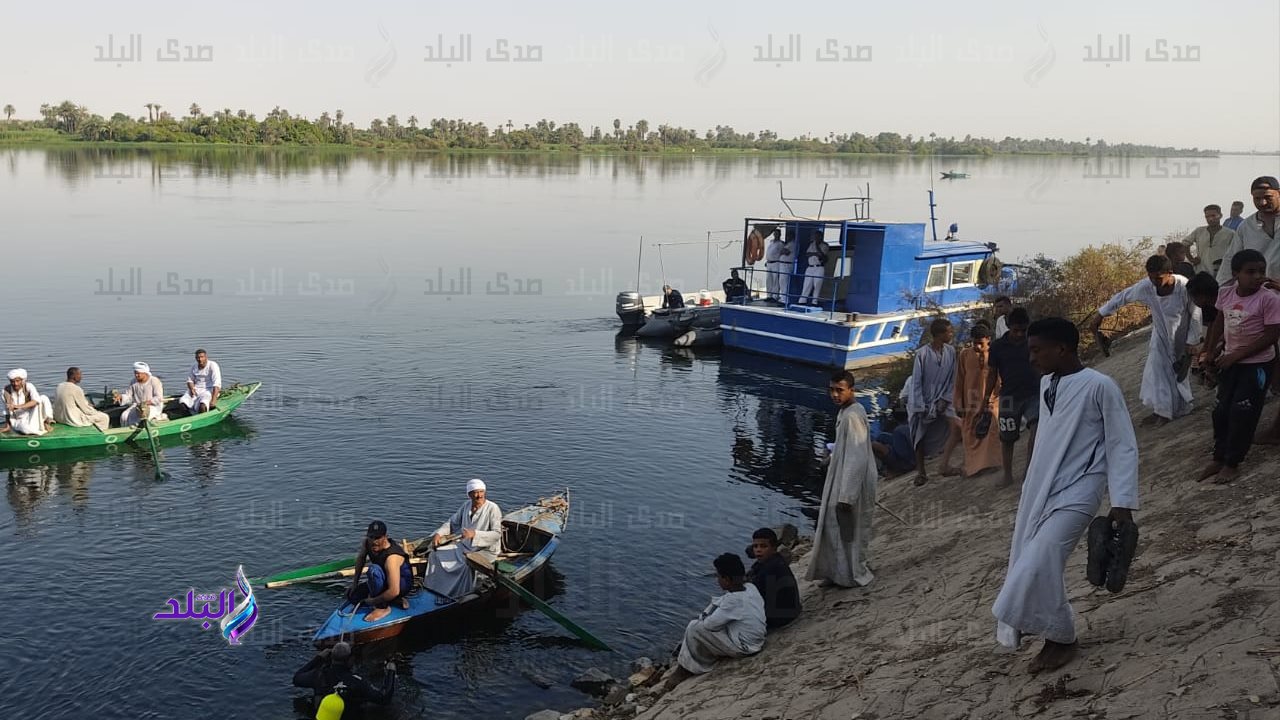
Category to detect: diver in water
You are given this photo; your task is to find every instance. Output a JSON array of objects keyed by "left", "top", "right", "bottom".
[{"left": 292, "top": 641, "right": 397, "bottom": 717}]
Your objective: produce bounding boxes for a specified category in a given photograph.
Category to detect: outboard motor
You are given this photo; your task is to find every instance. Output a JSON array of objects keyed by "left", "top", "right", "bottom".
[{"left": 616, "top": 291, "right": 646, "bottom": 326}]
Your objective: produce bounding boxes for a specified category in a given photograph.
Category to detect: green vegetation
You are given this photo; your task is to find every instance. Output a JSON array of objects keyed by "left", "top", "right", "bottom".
[{"left": 0, "top": 100, "right": 1216, "bottom": 156}]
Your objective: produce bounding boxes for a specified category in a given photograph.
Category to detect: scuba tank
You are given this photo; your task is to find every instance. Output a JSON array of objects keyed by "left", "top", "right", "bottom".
[{"left": 315, "top": 682, "right": 346, "bottom": 720}]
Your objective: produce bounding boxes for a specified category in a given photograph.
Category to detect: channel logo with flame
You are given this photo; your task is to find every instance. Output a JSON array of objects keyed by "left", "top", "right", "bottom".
[
  {"left": 153, "top": 565, "right": 258, "bottom": 646},
  {"left": 220, "top": 566, "right": 258, "bottom": 645}
]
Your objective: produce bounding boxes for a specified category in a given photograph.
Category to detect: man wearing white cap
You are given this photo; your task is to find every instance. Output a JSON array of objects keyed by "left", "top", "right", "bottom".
[
  {"left": 422, "top": 479, "right": 503, "bottom": 602},
  {"left": 2, "top": 369, "right": 55, "bottom": 436},
  {"left": 113, "top": 362, "right": 165, "bottom": 426}
]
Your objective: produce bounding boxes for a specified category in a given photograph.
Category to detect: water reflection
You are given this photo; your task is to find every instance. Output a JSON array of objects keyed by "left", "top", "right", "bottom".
[
  {"left": 6, "top": 461, "right": 94, "bottom": 529},
  {"left": 716, "top": 351, "right": 892, "bottom": 502}
]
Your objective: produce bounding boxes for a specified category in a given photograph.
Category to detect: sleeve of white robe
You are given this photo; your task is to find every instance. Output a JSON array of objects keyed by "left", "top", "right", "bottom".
[
  {"left": 435, "top": 504, "right": 466, "bottom": 536},
  {"left": 907, "top": 351, "right": 927, "bottom": 414},
  {"left": 211, "top": 362, "right": 222, "bottom": 389},
  {"left": 701, "top": 592, "right": 746, "bottom": 631},
  {"left": 1099, "top": 377, "right": 1141, "bottom": 511},
  {"left": 1185, "top": 295, "right": 1203, "bottom": 346},
  {"left": 1098, "top": 280, "right": 1147, "bottom": 317},
  {"left": 1216, "top": 233, "right": 1243, "bottom": 283},
  {"left": 472, "top": 502, "right": 503, "bottom": 551},
  {"left": 832, "top": 406, "right": 874, "bottom": 506}
]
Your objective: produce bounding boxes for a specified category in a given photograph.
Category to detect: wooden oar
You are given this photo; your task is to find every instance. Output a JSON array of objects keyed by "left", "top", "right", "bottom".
[
  {"left": 465, "top": 551, "right": 612, "bottom": 651},
  {"left": 256, "top": 534, "right": 453, "bottom": 588},
  {"left": 140, "top": 417, "right": 165, "bottom": 480},
  {"left": 266, "top": 557, "right": 430, "bottom": 589}
]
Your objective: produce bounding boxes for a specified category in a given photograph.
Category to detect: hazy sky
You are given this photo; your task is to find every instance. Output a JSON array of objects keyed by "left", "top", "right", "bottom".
[{"left": 2, "top": 0, "right": 1276, "bottom": 151}]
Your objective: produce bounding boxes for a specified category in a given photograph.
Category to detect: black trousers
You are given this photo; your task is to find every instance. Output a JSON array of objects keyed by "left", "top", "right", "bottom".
[{"left": 1212, "top": 361, "right": 1272, "bottom": 467}]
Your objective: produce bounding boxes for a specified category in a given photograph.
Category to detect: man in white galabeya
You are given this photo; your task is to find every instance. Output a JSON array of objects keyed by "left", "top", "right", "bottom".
[
  {"left": 180, "top": 348, "right": 222, "bottom": 414},
  {"left": 992, "top": 318, "right": 1139, "bottom": 674}
]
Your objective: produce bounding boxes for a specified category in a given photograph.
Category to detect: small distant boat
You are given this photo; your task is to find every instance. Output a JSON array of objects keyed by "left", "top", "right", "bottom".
[
  {"left": 311, "top": 492, "right": 570, "bottom": 646},
  {"left": 0, "top": 382, "right": 260, "bottom": 454},
  {"left": 940, "top": 171, "right": 970, "bottom": 179}
]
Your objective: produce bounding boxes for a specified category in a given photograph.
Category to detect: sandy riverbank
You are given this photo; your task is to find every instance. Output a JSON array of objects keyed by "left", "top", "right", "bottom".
[{"left": 558, "top": 329, "right": 1280, "bottom": 720}]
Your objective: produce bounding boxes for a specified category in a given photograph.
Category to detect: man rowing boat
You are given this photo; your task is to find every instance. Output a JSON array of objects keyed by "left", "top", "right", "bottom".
[
  {"left": 423, "top": 478, "right": 503, "bottom": 603},
  {"left": 113, "top": 362, "right": 164, "bottom": 426},
  {"left": 347, "top": 520, "right": 413, "bottom": 622}
]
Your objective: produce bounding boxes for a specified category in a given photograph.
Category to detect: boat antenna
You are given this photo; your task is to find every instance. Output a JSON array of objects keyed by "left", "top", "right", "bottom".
[
  {"left": 929, "top": 150, "right": 938, "bottom": 242},
  {"left": 815, "top": 183, "right": 829, "bottom": 220},
  {"left": 704, "top": 230, "right": 711, "bottom": 290},
  {"left": 657, "top": 243, "right": 667, "bottom": 286},
  {"left": 634, "top": 235, "right": 643, "bottom": 293}
]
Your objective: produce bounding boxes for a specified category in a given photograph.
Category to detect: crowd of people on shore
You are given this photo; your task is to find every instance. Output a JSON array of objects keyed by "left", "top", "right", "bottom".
[{"left": 667, "top": 174, "right": 1280, "bottom": 682}]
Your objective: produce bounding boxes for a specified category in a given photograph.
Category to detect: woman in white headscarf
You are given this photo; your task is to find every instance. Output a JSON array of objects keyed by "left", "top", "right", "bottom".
[
  {"left": 3, "top": 369, "right": 55, "bottom": 436},
  {"left": 422, "top": 479, "right": 504, "bottom": 602}
]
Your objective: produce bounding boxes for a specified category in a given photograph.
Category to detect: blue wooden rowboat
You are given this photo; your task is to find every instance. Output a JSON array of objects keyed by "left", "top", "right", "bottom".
[{"left": 312, "top": 492, "right": 570, "bottom": 646}]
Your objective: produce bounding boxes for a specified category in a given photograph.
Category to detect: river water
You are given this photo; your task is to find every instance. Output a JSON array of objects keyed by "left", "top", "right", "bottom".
[{"left": 1, "top": 148, "right": 1275, "bottom": 720}]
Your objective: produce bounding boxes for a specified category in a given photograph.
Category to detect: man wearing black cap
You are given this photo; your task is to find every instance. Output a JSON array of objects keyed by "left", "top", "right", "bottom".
[
  {"left": 1216, "top": 176, "right": 1280, "bottom": 284},
  {"left": 347, "top": 520, "right": 413, "bottom": 622}
]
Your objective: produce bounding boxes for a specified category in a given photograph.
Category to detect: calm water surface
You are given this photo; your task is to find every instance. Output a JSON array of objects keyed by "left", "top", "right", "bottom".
[{"left": 1, "top": 148, "right": 1276, "bottom": 719}]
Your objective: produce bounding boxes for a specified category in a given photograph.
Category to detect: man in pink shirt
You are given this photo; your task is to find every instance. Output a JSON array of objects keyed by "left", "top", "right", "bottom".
[{"left": 1198, "top": 249, "right": 1280, "bottom": 483}]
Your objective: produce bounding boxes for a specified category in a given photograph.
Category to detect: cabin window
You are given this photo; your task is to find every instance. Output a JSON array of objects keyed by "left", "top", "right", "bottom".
[
  {"left": 950, "top": 261, "right": 979, "bottom": 288},
  {"left": 925, "top": 264, "right": 948, "bottom": 291}
]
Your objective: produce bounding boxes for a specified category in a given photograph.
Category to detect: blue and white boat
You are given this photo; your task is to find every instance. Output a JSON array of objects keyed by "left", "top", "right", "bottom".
[{"left": 720, "top": 186, "right": 1003, "bottom": 369}]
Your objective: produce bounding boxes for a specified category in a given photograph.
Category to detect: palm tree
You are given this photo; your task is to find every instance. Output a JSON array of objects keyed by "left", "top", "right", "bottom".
[
  {"left": 407, "top": 115, "right": 418, "bottom": 132},
  {"left": 2, "top": 104, "right": 12, "bottom": 122},
  {"left": 335, "top": 109, "right": 344, "bottom": 125},
  {"left": 153, "top": 103, "right": 162, "bottom": 121},
  {"left": 188, "top": 103, "right": 202, "bottom": 118},
  {"left": 144, "top": 103, "right": 154, "bottom": 122},
  {"left": 613, "top": 118, "right": 621, "bottom": 139}
]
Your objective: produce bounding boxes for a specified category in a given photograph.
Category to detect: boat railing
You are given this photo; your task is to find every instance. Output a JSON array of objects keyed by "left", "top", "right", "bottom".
[{"left": 727, "top": 264, "right": 844, "bottom": 318}]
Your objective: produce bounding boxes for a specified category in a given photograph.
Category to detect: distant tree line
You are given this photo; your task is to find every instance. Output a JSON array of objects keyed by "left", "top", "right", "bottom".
[{"left": 0, "top": 100, "right": 1217, "bottom": 156}]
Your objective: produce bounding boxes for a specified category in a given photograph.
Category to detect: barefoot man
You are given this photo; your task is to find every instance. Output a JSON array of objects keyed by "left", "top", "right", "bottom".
[
  {"left": 346, "top": 520, "right": 413, "bottom": 622},
  {"left": 1199, "top": 249, "right": 1280, "bottom": 480},
  {"left": 1090, "top": 254, "right": 1201, "bottom": 426},
  {"left": 992, "top": 318, "right": 1139, "bottom": 674},
  {"left": 806, "top": 370, "right": 878, "bottom": 588}
]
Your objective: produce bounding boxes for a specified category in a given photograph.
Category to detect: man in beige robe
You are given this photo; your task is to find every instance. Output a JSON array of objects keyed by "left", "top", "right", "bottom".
[
  {"left": 806, "top": 370, "right": 878, "bottom": 588},
  {"left": 53, "top": 367, "right": 110, "bottom": 432},
  {"left": 113, "top": 362, "right": 165, "bottom": 426}
]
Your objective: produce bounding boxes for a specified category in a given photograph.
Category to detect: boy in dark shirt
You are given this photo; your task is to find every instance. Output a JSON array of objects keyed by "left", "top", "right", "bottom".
[
  {"left": 1165, "top": 241, "right": 1196, "bottom": 280},
  {"left": 746, "top": 528, "right": 800, "bottom": 629},
  {"left": 1187, "top": 272, "right": 1220, "bottom": 388},
  {"left": 983, "top": 307, "right": 1041, "bottom": 486}
]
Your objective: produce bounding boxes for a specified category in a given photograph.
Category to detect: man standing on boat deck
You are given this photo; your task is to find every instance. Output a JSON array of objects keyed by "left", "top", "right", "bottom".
[
  {"left": 423, "top": 479, "right": 503, "bottom": 602},
  {"left": 179, "top": 348, "right": 221, "bottom": 415},
  {"left": 765, "top": 228, "right": 793, "bottom": 304},
  {"left": 799, "top": 230, "right": 829, "bottom": 306},
  {"left": 53, "top": 367, "right": 110, "bottom": 432},
  {"left": 2, "top": 369, "right": 55, "bottom": 436},
  {"left": 113, "top": 362, "right": 164, "bottom": 426},
  {"left": 1216, "top": 176, "right": 1280, "bottom": 283},
  {"left": 347, "top": 520, "right": 413, "bottom": 622}
]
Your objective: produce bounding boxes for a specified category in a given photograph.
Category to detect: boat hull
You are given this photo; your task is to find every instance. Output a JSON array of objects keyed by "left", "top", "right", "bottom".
[
  {"left": 0, "top": 382, "right": 261, "bottom": 454},
  {"left": 721, "top": 304, "right": 984, "bottom": 369},
  {"left": 311, "top": 493, "right": 570, "bottom": 646}
]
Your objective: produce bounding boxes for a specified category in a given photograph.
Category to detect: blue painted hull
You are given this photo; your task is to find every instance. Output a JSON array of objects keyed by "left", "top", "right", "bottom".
[
  {"left": 311, "top": 493, "right": 569, "bottom": 646},
  {"left": 721, "top": 303, "right": 984, "bottom": 369}
]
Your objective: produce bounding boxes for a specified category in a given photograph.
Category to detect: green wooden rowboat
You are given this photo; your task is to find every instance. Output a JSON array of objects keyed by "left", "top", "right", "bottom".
[{"left": 0, "top": 381, "right": 261, "bottom": 454}]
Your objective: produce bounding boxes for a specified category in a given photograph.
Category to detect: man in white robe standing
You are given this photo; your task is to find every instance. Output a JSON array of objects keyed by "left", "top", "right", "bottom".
[
  {"left": 1091, "top": 254, "right": 1202, "bottom": 425},
  {"left": 2, "top": 369, "right": 55, "bottom": 436},
  {"left": 423, "top": 479, "right": 503, "bottom": 603},
  {"left": 53, "top": 367, "right": 111, "bottom": 432},
  {"left": 992, "top": 318, "right": 1139, "bottom": 673},
  {"left": 179, "top": 348, "right": 222, "bottom": 414},
  {"left": 114, "top": 362, "right": 165, "bottom": 426},
  {"left": 806, "top": 369, "right": 878, "bottom": 588}
]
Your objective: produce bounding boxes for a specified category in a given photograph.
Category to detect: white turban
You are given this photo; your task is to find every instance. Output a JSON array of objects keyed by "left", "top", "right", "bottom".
[
  {"left": 466, "top": 478, "right": 486, "bottom": 493},
  {"left": 6, "top": 368, "right": 26, "bottom": 380},
  {"left": 133, "top": 362, "right": 150, "bottom": 374}
]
